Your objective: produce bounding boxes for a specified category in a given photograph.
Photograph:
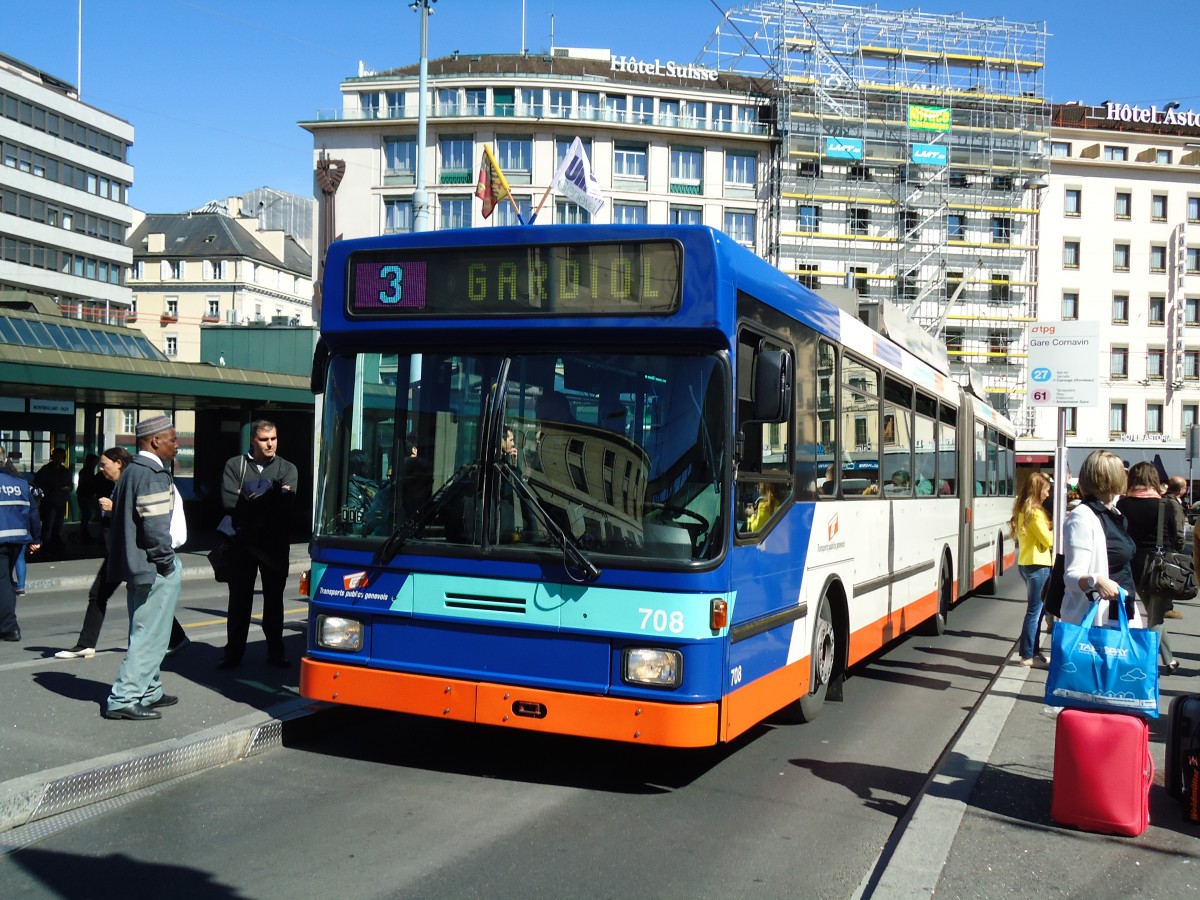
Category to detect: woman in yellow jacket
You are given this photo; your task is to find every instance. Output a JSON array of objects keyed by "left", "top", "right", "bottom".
[{"left": 1009, "top": 472, "right": 1054, "bottom": 666}]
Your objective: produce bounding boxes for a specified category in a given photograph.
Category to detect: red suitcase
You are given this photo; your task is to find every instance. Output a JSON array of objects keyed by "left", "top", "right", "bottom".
[{"left": 1052, "top": 708, "right": 1153, "bottom": 837}]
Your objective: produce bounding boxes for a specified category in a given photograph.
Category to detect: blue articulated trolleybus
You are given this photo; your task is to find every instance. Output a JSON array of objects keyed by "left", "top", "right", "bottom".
[{"left": 300, "top": 224, "right": 1015, "bottom": 747}]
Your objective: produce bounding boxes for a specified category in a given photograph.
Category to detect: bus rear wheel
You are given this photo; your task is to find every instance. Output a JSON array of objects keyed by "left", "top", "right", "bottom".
[
  {"left": 781, "top": 592, "right": 838, "bottom": 724},
  {"left": 919, "top": 557, "right": 952, "bottom": 636}
]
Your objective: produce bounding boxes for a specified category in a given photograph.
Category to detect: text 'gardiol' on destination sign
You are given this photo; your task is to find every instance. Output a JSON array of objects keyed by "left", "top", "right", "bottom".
[{"left": 1025, "top": 321, "right": 1100, "bottom": 407}]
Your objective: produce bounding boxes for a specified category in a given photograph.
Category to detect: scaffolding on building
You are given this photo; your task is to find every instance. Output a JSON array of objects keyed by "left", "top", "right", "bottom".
[{"left": 699, "top": 1, "right": 1050, "bottom": 429}]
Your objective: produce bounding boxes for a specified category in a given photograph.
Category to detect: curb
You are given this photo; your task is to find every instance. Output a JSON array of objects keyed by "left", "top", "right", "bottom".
[
  {"left": 23, "top": 556, "right": 310, "bottom": 595},
  {"left": 0, "top": 697, "right": 335, "bottom": 835}
]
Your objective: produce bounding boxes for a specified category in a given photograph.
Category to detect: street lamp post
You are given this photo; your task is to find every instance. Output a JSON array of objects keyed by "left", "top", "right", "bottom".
[{"left": 411, "top": 0, "right": 437, "bottom": 233}]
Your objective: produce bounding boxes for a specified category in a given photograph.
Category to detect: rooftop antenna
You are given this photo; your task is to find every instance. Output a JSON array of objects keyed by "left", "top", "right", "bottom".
[
  {"left": 550, "top": 12, "right": 555, "bottom": 55},
  {"left": 521, "top": 0, "right": 527, "bottom": 55},
  {"left": 77, "top": 0, "right": 83, "bottom": 96}
]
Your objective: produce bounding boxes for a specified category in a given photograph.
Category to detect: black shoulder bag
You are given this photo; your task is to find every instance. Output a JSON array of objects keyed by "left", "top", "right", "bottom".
[{"left": 1139, "top": 501, "right": 1198, "bottom": 603}]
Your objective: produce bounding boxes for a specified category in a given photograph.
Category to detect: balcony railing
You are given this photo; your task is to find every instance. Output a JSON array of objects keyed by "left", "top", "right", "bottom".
[{"left": 309, "top": 103, "right": 770, "bottom": 136}]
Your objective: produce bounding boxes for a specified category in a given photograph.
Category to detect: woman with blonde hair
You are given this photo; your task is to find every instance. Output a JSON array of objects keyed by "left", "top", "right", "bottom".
[
  {"left": 1010, "top": 472, "right": 1053, "bottom": 665},
  {"left": 1062, "top": 450, "right": 1142, "bottom": 628}
]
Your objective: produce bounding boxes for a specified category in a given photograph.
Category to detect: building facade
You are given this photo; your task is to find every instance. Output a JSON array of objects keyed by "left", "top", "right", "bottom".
[
  {"left": 301, "top": 48, "right": 772, "bottom": 244},
  {"left": 0, "top": 52, "right": 135, "bottom": 323},
  {"left": 1028, "top": 101, "right": 1200, "bottom": 479}
]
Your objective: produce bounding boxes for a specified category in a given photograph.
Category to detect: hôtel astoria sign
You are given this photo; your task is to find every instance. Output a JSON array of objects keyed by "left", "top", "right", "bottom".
[
  {"left": 1103, "top": 101, "right": 1200, "bottom": 127},
  {"left": 611, "top": 55, "right": 719, "bottom": 82}
]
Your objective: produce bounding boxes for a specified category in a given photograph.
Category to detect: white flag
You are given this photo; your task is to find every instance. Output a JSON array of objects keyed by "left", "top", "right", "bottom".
[{"left": 550, "top": 137, "right": 605, "bottom": 216}]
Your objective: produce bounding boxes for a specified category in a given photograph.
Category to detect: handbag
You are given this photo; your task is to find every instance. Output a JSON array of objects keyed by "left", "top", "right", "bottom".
[
  {"left": 208, "top": 539, "right": 236, "bottom": 583},
  {"left": 1139, "top": 502, "right": 1197, "bottom": 602},
  {"left": 1044, "top": 588, "right": 1160, "bottom": 717},
  {"left": 1041, "top": 553, "right": 1066, "bottom": 618}
]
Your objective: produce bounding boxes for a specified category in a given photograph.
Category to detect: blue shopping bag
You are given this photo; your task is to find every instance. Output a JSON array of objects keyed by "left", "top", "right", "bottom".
[{"left": 1044, "top": 589, "right": 1160, "bottom": 718}]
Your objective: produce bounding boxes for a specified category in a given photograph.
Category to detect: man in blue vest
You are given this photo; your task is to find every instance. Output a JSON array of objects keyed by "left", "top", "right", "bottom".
[{"left": 0, "top": 465, "right": 40, "bottom": 642}]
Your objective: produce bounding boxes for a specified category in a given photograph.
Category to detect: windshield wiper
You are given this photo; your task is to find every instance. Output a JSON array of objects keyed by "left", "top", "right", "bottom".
[
  {"left": 496, "top": 460, "right": 601, "bottom": 582},
  {"left": 376, "top": 463, "right": 479, "bottom": 565}
]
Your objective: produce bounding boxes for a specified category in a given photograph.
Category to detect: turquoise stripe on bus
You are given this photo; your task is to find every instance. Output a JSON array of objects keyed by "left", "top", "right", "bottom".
[{"left": 384, "top": 572, "right": 733, "bottom": 641}]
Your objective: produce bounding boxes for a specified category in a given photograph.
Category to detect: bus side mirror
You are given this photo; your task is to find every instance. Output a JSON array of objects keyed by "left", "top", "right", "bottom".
[
  {"left": 310, "top": 338, "right": 329, "bottom": 395},
  {"left": 753, "top": 349, "right": 792, "bottom": 423}
]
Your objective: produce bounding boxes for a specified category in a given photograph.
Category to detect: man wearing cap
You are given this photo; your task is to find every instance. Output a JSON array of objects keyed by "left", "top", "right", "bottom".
[{"left": 104, "top": 415, "right": 183, "bottom": 720}]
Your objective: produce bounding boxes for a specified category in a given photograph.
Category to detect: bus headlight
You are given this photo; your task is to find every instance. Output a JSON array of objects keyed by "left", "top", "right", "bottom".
[
  {"left": 622, "top": 648, "right": 683, "bottom": 688},
  {"left": 316, "top": 615, "right": 363, "bottom": 651}
]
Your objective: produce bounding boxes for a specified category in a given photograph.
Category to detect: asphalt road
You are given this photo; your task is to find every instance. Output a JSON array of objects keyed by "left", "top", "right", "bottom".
[{"left": 0, "top": 574, "right": 1028, "bottom": 899}]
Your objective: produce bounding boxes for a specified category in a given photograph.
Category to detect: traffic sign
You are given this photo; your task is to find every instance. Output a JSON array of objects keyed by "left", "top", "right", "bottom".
[{"left": 1026, "top": 321, "right": 1100, "bottom": 406}]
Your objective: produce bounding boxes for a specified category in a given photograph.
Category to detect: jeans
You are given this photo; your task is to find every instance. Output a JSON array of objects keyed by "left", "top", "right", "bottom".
[
  {"left": 106, "top": 559, "right": 181, "bottom": 711},
  {"left": 1018, "top": 564, "right": 1050, "bottom": 659}
]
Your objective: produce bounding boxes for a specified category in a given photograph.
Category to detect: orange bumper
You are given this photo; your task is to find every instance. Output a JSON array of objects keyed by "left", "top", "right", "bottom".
[{"left": 300, "top": 657, "right": 721, "bottom": 748}]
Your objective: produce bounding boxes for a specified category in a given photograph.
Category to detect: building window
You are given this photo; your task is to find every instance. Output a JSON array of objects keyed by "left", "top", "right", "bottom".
[
  {"left": 385, "top": 91, "right": 403, "bottom": 118},
  {"left": 945, "top": 328, "right": 964, "bottom": 353},
  {"left": 795, "top": 265, "right": 818, "bottom": 290},
  {"left": 1189, "top": 196, "right": 1200, "bottom": 224},
  {"left": 122, "top": 411, "right": 135, "bottom": 433},
  {"left": 850, "top": 207, "right": 870, "bottom": 235},
  {"left": 205, "top": 296, "right": 219, "bottom": 319},
  {"left": 990, "top": 273, "right": 1010, "bottom": 304},
  {"left": 171, "top": 260, "right": 185, "bottom": 280},
  {"left": 1064, "top": 407, "right": 1078, "bottom": 435},
  {"left": 1110, "top": 402, "right": 1127, "bottom": 435},
  {"left": 1110, "top": 346, "right": 1129, "bottom": 378},
  {"left": 1149, "top": 295, "right": 1166, "bottom": 325},
  {"left": 612, "top": 202, "right": 647, "bottom": 225},
  {"left": 946, "top": 213, "right": 965, "bottom": 239},
  {"left": 1185, "top": 405, "right": 1200, "bottom": 432},
  {"left": 613, "top": 142, "right": 648, "bottom": 179},
  {"left": 1104, "top": 146, "right": 1129, "bottom": 161},
  {"left": 1152, "top": 194, "right": 1168, "bottom": 221},
  {"left": 1189, "top": 297, "right": 1200, "bottom": 326},
  {"left": 798, "top": 204, "right": 820, "bottom": 230},
  {"left": 725, "top": 151, "right": 756, "bottom": 189},
  {"left": 670, "top": 205, "right": 702, "bottom": 225},
  {"left": 165, "top": 334, "right": 178, "bottom": 357},
  {"left": 555, "top": 136, "right": 592, "bottom": 169},
  {"left": 1063, "top": 240, "right": 1080, "bottom": 269},
  {"left": 669, "top": 147, "right": 703, "bottom": 193},
  {"left": 1112, "top": 294, "right": 1129, "bottom": 324},
  {"left": 359, "top": 92, "right": 379, "bottom": 119},
  {"left": 548, "top": 89, "right": 572, "bottom": 118},
  {"left": 1151, "top": 245, "right": 1167, "bottom": 273},
  {"left": 555, "top": 199, "right": 590, "bottom": 225},
  {"left": 495, "top": 196, "right": 532, "bottom": 227},
  {"left": 1115, "top": 191, "right": 1132, "bottom": 219},
  {"left": 384, "top": 198, "right": 413, "bottom": 234},
  {"left": 603, "top": 94, "right": 627, "bottom": 122},
  {"left": 849, "top": 266, "right": 870, "bottom": 297},
  {"left": 724, "top": 210, "right": 756, "bottom": 245},
  {"left": 439, "top": 196, "right": 471, "bottom": 230},
  {"left": 631, "top": 95, "right": 654, "bottom": 125},
  {"left": 1188, "top": 248, "right": 1200, "bottom": 274},
  {"left": 683, "top": 101, "right": 705, "bottom": 128},
  {"left": 496, "top": 136, "right": 532, "bottom": 175},
  {"left": 1186, "top": 351, "right": 1200, "bottom": 380},
  {"left": 711, "top": 103, "right": 733, "bottom": 131},
  {"left": 1148, "top": 348, "right": 1165, "bottom": 380},
  {"left": 1147, "top": 403, "right": 1164, "bottom": 434},
  {"left": 1062, "top": 292, "right": 1079, "bottom": 320},
  {"left": 1064, "top": 188, "right": 1081, "bottom": 216},
  {"left": 164, "top": 296, "right": 178, "bottom": 319},
  {"left": 577, "top": 92, "right": 599, "bottom": 120},
  {"left": 1157, "top": 149, "right": 1172, "bottom": 164},
  {"left": 384, "top": 138, "right": 417, "bottom": 178},
  {"left": 438, "top": 136, "right": 473, "bottom": 182},
  {"left": 465, "top": 88, "right": 487, "bottom": 116},
  {"left": 1050, "top": 141, "right": 1071, "bottom": 157},
  {"left": 1113, "top": 243, "right": 1130, "bottom": 272}
]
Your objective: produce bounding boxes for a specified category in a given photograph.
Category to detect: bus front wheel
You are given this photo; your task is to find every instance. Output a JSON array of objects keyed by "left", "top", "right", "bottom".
[{"left": 782, "top": 592, "right": 838, "bottom": 723}]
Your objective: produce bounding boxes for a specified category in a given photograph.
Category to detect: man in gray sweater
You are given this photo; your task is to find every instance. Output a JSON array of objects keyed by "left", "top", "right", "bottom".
[{"left": 104, "top": 416, "right": 182, "bottom": 720}]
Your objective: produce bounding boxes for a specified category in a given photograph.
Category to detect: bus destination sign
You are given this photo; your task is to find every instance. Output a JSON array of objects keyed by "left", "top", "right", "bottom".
[{"left": 348, "top": 240, "right": 681, "bottom": 317}]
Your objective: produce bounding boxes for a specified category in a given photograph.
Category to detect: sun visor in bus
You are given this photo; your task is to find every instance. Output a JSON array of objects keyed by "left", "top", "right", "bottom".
[
  {"left": 872, "top": 300, "right": 951, "bottom": 377},
  {"left": 310, "top": 338, "right": 329, "bottom": 395}
]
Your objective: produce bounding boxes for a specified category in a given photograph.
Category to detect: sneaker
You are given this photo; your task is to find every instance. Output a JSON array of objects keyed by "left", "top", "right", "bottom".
[
  {"left": 1164, "top": 610, "right": 1183, "bottom": 619},
  {"left": 14, "top": 588, "right": 24, "bottom": 596},
  {"left": 54, "top": 646, "right": 96, "bottom": 659},
  {"left": 1032, "top": 656, "right": 1049, "bottom": 669},
  {"left": 1018, "top": 657, "right": 1034, "bottom": 667},
  {"left": 1041, "top": 705, "right": 1064, "bottom": 718}
]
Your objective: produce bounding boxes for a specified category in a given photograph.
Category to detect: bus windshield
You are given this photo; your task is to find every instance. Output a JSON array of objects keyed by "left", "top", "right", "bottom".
[{"left": 317, "top": 349, "right": 727, "bottom": 565}]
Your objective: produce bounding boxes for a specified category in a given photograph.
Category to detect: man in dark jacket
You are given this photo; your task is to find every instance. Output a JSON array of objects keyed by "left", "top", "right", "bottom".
[
  {"left": 33, "top": 447, "right": 73, "bottom": 558},
  {"left": 0, "top": 467, "right": 41, "bottom": 641},
  {"left": 104, "top": 416, "right": 182, "bottom": 720},
  {"left": 217, "top": 419, "right": 299, "bottom": 669}
]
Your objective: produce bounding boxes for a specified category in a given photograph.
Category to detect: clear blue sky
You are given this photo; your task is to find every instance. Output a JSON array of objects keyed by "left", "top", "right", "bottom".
[{"left": 5, "top": 1, "right": 1197, "bottom": 214}]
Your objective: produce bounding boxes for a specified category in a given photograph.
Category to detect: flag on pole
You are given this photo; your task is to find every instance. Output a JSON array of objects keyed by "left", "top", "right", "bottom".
[
  {"left": 475, "top": 145, "right": 512, "bottom": 219},
  {"left": 550, "top": 137, "right": 605, "bottom": 216}
]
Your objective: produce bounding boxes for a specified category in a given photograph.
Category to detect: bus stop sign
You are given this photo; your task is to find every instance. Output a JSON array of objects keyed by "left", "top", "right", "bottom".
[{"left": 1026, "top": 321, "right": 1100, "bottom": 406}]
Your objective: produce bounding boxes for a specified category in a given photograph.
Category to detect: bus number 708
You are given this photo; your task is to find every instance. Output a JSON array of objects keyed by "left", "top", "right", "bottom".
[{"left": 639, "top": 608, "right": 685, "bottom": 633}]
